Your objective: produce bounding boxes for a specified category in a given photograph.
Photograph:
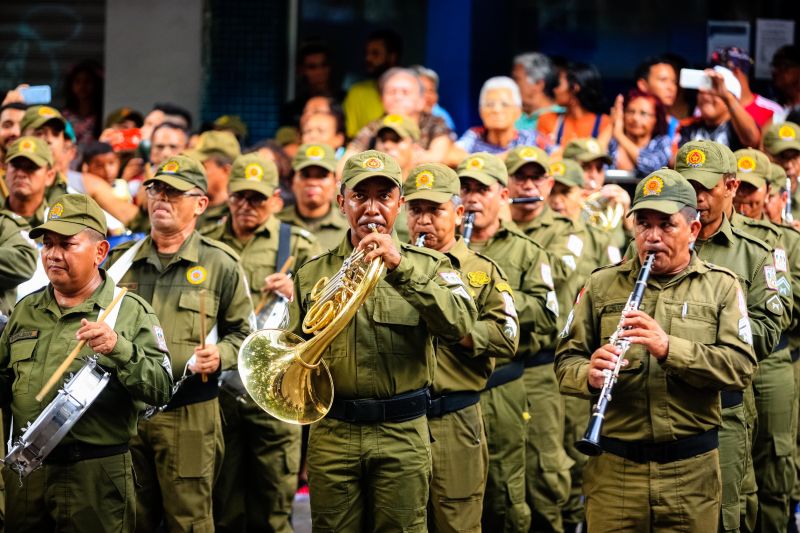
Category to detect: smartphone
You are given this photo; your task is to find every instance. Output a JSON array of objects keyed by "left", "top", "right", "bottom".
[
  {"left": 108, "top": 128, "right": 142, "bottom": 152},
  {"left": 679, "top": 69, "right": 712, "bottom": 91},
  {"left": 19, "top": 85, "right": 51, "bottom": 105}
]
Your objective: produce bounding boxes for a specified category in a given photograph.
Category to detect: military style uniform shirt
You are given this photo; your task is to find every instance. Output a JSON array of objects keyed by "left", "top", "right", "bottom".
[
  {"left": 197, "top": 202, "right": 230, "bottom": 231},
  {"left": 277, "top": 202, "right": 349, "bottom": 252},
  {"left": 556, "top": 255, "right": 757, "bottom": 442},
  {"left": 201, "top": 215, "right": 320, "bottom": 299},
  {"left": 289, "top": 231, "right": 478, "bottom": 400},
  {"left": 0, "top": 210, "right": 36, "bottom": 315},
  {"left": 468, "top": 220, "right": 558, "bottom": 360},
  {"left": 0, "top": 274, "right": 173, "bottom": 446},
  {"left": 107, "top": 231, "right": 253, "bottom": 408},
  {"left": 0, "top": 197, "right": 48, "bottom": 228},
  {"left": 434, "top": 237, "right": 519, "bottom": 394},
  {"left": 45, "top": 173, "right": 69, "bottom": 205}
]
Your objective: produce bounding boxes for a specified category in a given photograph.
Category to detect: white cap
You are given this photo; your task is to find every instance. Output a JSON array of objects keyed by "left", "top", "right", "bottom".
[{"left": 713, "top": 66, "right": 742, "bottom": 100}]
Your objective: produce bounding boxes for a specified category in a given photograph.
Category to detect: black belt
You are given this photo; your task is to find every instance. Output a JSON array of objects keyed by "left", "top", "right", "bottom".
[
  {"left": 45, "top": 442, "right": 129, "bottom": 464},
  {"left": 327, "top": 387, "right": 430, "bottom": 424},
  {"left": 427, "top": 391, "right": 481, "bottom": 418},
  {"left": 774, "top": 334, "right": 789, "bottom": 352},
  {"left": 600, "top": 429, "right": 718, "bottom": 464},
  {"left": 721, "top": 390, "right": 744, "bottom": 408},
  {"left": 792, "top": 348, "right": 800, "bottom": 363},
  {"left": 484, "top": 358, "right": 525, "bottom": 390},
  {"left": 525, "top": 349, "right": 555, "bottom": 368}
]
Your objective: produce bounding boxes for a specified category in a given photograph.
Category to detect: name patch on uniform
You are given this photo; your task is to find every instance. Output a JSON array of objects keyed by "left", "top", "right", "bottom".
[
  {"left": 439, "top": 271, "right": 464, "bottom": 287},
  {"left": 738, "top": 317, "right": 753, "bottom": 345},
  {"left": 774, "top": 248, "right": 788, "bottom": 272},
  {"left": 187, "top": 266, "right": 208, "bottom": 285},
  {"left": 467, "top": 271, "right": 490, "bottom": 288},
  {"left": 9, "top": 330, "right": 38, "bottom": 343},
  {"left": 764, "top": 265, "right": 778, "bottom": 291},
  {"left": 766, "top": 294, "right": 784, "bottom": 315},
  {"left": 562, "top": 255, "right": 577, "bottom": 273},
  {"left": 541, "top": 264, "right": 554, "bottom": 288},
  {"left": 567, "top": 234, "right": 584, "bottom": 257},
  {"left": 546, "top": 290, "right": 559, "bottom": 316},
  {"left": 153, "top": 326, "right": 169, "bottom": 353}
]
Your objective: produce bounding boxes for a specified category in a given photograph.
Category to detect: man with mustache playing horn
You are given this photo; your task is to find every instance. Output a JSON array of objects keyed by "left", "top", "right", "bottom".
[{"left": 555, "top": 170, "right": 757, "bottom": 532}]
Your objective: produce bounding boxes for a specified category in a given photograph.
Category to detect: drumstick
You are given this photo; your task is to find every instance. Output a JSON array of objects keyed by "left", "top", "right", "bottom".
[
  {"left": 199, "top": 289, "right": 207, "bottom": 383},
  {"left": 35, "top": 288, "right": 128, "bottom": 402},
  {"left": 255, "top": 256, "right": 295, "bottom": 314}
]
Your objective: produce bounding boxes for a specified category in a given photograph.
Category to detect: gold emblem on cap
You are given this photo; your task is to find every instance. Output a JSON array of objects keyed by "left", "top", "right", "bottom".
[
  {"left": 550, "top": 162, "right": 566, "bottom": 176},
  {"left": 362, "top": 157, "right": 384, "bottom": 170},
  {"left": 244, "top": 163, "right": 264, "bottom": 181},
  {"left": 383, "top": 114, "right": 403, "bottom": 125},
  {"left": 305, "top": 145, "right": 324, "bottom": 160},
  {"left": 415, "top": 170, "right": 434, "bottom": 190},
  {"left": 467, "top": 271, "right": 491, "bottom": 288},
  {"left": 49, "top": 203, "right": 64, "bottom": 219},
  {"left": 685, "top": 149, "right": 705, "bottom": 168},
  {"left": 519, "top": 147, "right": 537, "bottom": 161},
  {"left": 642, "top": 176, "right": 664, "bottom": 196},
  {"left": 586, "top": 140, "right": 600, "bottom": 153},
  {"left": 19, "top": 139, "right": 35, "bottom": 152},
  {"left": 37, "top": 106, "right": 58, "bottom": 118},
  {"left": 161, "top": 160, "right": 180, "bottom": 173},
  {"left": 779, "top": 125, "right": 797, "bottom": 141},
  {"left": 737, "top": 156, "right": 756, "bottom": 173},
  {"left": 186, "top": 266, "right": 207, "bottom": 285},
  {"left": 466, "top": 157, "right": 484, "bottom": 170}
]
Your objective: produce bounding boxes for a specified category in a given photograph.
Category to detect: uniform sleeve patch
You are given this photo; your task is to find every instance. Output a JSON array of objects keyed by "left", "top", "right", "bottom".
[
  {"left": 501, "top": 292, "right": 517, "bottom": 318},
  {"left": 541, "top": 263, "right": 554, "bottom": 288},
  {"left": 567, "top": 234, "right": 584, "bottom": 257},
  {"left": 153, "top": 326, "right": 169, "bottom": 353},
  {"left": 440, "top": 271, "right": 464, "bottom": 286},
  {"left": 561, "top": 255, "right": 577, "bottom": 272},
  {"left": 774, "top": 248, "right": 788, "bottom": 272},
  {"left": 776, "top": 276, "right": 791, "bottom": 297},
  {"left": 503, "top": 317, "right": 518, "bottom": 340},
  {"left": 736, "top": 287, "right": 748, "bottom": 317},
  {"left": 766, "top": 294, "right": 784, "bottom": 315},
  {"left": 452, "top": 285, "right": 472, "bottom": 301},
  {"left": 559, "top": 309, "right": 576, "bottom": 339},
  {"left": 496, "top": 282, "right": 513, "bottom": 294},
  {"left": 764, "top": 265, "right": 778, "bottom": 291},
  {"left": 738, "top": 317, "right": 753, "bottom": 345},
  {"left": 607, "top": 246, "right": 622, "bottom": 264},
  {"left": 546, "top": 290, "right": 559, "bottom": 316}
]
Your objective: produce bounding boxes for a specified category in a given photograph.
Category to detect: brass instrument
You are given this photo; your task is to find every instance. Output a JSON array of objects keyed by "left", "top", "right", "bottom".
[
  {"left": 582, "top": 191, "right": 625, "bottom": 231},
  {"left": 237, "top": 225, "right": 385, "bottom": 424}
]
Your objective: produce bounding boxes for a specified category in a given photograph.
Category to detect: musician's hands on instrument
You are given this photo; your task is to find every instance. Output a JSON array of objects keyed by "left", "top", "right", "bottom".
[
  {"left": 191, "top": 344, "right": 221, "bottom": 374},
  {"left": 618, "top": 309, "right": 669, "bottom": 359},
  {"left": 588, "top": 343, "right": 626, "bottom": 389},
  {"left": 262, "top": 273, "right": 293, "bottom": 300},
  {"left": 76, "top": 318, "right": 119, "bottom": 355},
  {"left": 359, "top": 232, "right": 402, "bottom": 270}
]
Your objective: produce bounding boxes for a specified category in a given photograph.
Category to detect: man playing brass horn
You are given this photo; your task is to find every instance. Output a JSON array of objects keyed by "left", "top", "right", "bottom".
[
  {"left": 288, "top": 150, "right": 478, "bottom": 531},
  {"left": 0, "top": 194, "right": 173, "bottom": 532},
  {"left": 555, "top": 171, "right": 756, "bottom": 532}
]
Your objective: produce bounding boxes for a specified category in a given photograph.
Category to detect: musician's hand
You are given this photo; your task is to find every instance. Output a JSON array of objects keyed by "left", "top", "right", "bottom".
[
  {"left": 76, "top": 318, "right": 118, "bottom": 355},
  {"left": 262, "top": 273, "right": 293, "bottom": 300},
  {"left": 191, "top": 344, "right": 221, "bottom": 374},
  {"left": 359, "top": 232, "right": 402, "bottom": 270},
  {"left": 618, "top": 309, "right": 669, "bottom": 359},
  {"left": 588, "top": 343, "right": 626, "bottom": 389}
]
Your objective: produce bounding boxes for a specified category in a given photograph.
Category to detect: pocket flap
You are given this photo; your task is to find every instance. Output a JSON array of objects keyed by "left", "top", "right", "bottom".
[
  {"left": 372, "top": 294, "right": 419, "bottom": 326},
  {"left": 9, "top": 338, "right": 37, "bottom": 364},
  {"left": 178, "top": 290, "right": 219, "bottom": 318}
]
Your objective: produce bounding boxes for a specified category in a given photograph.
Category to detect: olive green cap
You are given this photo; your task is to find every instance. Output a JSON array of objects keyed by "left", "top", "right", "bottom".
[
  {"left": 376, "top": 114, "right": 421, "bottom": 142},
  {"left": 506, "top": 145, "right": 550, "bottom": 174},
  {"left": 675, "top": 140, "right": 736, "bottom": 188},
  {"left": 763, "top": 122, "right": 800, "bottom": 156},
  {"left": 549, "top": 159, "right": 584, "bottom": 188},
  {"left": 229, "top": 153, "right": 279, "bottom": 197},
  {"left": 292, "top": 143, "right": 337, "bottom": 172},
  {"left": 145, "top": 155, "right": 208, "bottom": 193},
  {"left": 213, "top": 114, "right": 248, "bottom": 139},
  {"left": 275, "top": 126, "right": 299, "bottom": 146},
  {"left": 562, "top": 138, "right": 612, "bottom": 164},
  {"left": 183, "top": 130, "right": 241, "bottom": 162},
  {"left": 733, "top": 148, "right": 771, "bottom": 188},
  {"left": 767, "top": 162, "right": 789, "bottom": 191},
  {"left": 20, "top": 105, "right": 67, "bottom": 133},
  {"left": 29, "top": 193, "right": 107, "bottom": 238},
  {"left": 456, "top": 152, "right": 508, "bottom": 186},
  {"left": 5, "top": 136, "right": 53, "bottom": 167},
  {"left": 403, "top": 163, "right": 459, "bottom": 204},
  {"left": 629, "top": 169, "right": 697, "bottom": 216},
  {"left": 341, "top": 150, "right": 403, "bottom": 189}
]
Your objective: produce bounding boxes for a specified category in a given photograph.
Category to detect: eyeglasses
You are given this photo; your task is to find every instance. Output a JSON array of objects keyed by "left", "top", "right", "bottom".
[
  {"left": 145, "top": 182, "right": 204, "bottom": 201},
  {"left": 624, "top": 110, "right": 655, "bottom": 119},
  {"left": 511, "top": 172, "right": 547, "bottom": 183},
  {"left": 229, "top": 191, "right": 269, "bottom": 207}
]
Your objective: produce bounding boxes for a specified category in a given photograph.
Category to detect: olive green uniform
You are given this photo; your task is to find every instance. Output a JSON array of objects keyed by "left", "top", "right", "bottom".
[
  {"left": 108, "top": 231, "right": 253, "bottom": 533},
  {"left": 469, "top": 220, "right": 559, "bottom": 533},
  {"left": 45, "top": 172, "right": 69, "bottom": 205},
  {"left": 288, "top": 232, "right": 478, "bottom": 532},
  {"left": 428, "top": 237, "right": 519, "bottom": 533},
  {"left": 277, "top": 202, "right": 349, "bottom": 252},
  {"left": 0, "top": 210, "right": 36, "bottom": 315},
  {"left": 0, "top": 197, "right": 48, "bottom": 228},
  {"left": 0, "top": 275, "right": 173, "bottom": 532},
  {"left": 556, "top": 255, "right": 757, "bottom": 533},
  {"left": 197, "top": 202, "right": 230, "bottom": 231},
  {"left": 202, "top": 215, "right": 319, "bottom": 533}
]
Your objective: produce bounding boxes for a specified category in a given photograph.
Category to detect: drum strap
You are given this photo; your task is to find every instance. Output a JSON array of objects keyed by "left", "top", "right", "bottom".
[
  {"left": 100, "top": 286, "right": 125, "bottom": 330},
  {"left": 106, "top": 238, "right": 146, "bottom": 284}
]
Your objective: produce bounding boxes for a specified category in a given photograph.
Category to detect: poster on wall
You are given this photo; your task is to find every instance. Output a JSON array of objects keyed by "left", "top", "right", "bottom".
[{"left": 755, "top": 19, "right": 795, "bottom": 79}]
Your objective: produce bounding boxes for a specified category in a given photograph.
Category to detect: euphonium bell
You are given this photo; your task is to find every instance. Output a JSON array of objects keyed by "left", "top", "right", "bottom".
[{"left": 582, "top": 191, "right": 625, "bottom": 231}]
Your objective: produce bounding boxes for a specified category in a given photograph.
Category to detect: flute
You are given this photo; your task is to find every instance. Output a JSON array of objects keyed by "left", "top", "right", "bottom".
[{"left": 509, "top": 196, "right": 544, "bottom": 204}]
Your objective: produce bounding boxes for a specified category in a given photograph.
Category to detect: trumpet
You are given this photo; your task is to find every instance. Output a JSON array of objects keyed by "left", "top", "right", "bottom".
[
  {"left": 462, "top": 212, "right": 476, "bottom": 246},
  {"left": 576, "top": 252, "right": 655, "bottom": 456}
]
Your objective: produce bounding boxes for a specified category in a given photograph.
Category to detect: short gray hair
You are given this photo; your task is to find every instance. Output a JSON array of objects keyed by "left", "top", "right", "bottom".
[
  {"left": 513, "top": 52, "right": 555, "bottom": 84},
  {"left": 379, "top": 67, "right": 424, "bottom": 97},
  {"left": 412, "top": 65, "right": 439, "bottom": 89},
  {"left": 479, "top": 76, "right": 522, "bottom": 108}
]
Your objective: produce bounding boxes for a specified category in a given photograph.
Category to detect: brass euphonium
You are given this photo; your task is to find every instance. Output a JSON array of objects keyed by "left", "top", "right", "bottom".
[
  {"left": 582, "top": 191, "right": 625, "bottom": 231},
  {"left": 237, "top": 225, "right": 385, "bottom": 425}
]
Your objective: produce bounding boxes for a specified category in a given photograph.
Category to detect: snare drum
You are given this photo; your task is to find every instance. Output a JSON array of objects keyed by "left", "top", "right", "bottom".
[{"left": 3, "top": 356, "right": 110, "bottom": 478}]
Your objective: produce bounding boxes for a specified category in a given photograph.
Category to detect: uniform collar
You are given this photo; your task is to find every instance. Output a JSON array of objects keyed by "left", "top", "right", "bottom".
[
  {"left": 699, "top": 214, "right": 735, "bottom": 246},
  {"left": 137, "top": 230, "right": 201, "bottom": 267},
  {"left": 443, "top": 236, "right": 469, "bottom": 270},
  {"left": 36, "top": 270, "right": 117, "bottom": 317},
  {"left": 619, "top": 252, "right": 707, "bottom": 287}
]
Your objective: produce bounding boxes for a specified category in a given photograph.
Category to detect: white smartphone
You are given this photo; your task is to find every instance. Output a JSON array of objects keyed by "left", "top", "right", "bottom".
[
  {"left": 679, "top": 69, "right": 712, "bottom": 91},
  {"left": 19, "top": 85, "right": 51, "bottom": 105}
]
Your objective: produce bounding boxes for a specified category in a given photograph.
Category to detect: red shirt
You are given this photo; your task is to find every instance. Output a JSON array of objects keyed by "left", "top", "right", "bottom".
[{"left": 744, "top": 94, "right": 783, "bottom": 129}]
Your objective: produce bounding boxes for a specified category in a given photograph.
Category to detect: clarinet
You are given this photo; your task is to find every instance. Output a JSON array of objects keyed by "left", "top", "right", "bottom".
[
  {"left": 509, "top": 196, "right": 544, "bottom": 204},
  {"left": 414, "top": 233, "right": 427, "bottom": 247},
  {"left": 784, "top": 177, "right": 794, "bottom": 224},
  {"left": 462, "top": 212, "right": 476, "bottom": 247},
  {"left": 575, "top": 252, "right": 656, "bottom": 456}
]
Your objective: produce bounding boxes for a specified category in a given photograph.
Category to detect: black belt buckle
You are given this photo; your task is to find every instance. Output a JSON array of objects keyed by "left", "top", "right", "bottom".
[{"left": 345, "top": 398, "right": 384, "bottom": 423}]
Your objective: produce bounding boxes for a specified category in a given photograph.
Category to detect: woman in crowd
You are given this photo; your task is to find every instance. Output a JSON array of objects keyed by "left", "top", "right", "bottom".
[{"left": 605, "top": 89, "right": 672, "bottom": 177}]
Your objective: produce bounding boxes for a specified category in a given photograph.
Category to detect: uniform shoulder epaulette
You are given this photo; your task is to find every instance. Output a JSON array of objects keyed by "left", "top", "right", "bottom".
[
  {"left": 742, "top": 217, "right": 782, "bottom": 240},
  {"left": 289, "top": 224, "right": 315, "bottom": 243},
  {"left": 400, "top": 241, "right": 447, "bottom": 262},
  {"left": 199, "top": 222, "right": 224, "bottom": 239},
  {"left": 296, "top": 248, "right": 335, "bottom": 273},
  {"left": 199, "top": 234, "right": 242, "bottom": 262},
  {"left": 780, "top": 223, "right": 800, "bottom": 238},
  {"left": 731, "top": 226, "right": 772, "bottom": 252},
  {"left": 470, "top": 249, "right": 505, "bottom": 275},
  {"left": 589, "top": 260, "right": 624, "bottom": 275},
  {"left": 699, "top": 260, "right": 739, "bottom": 280},
  {"left": 0, "top": 208, "right": 30, "bottom": 228},
  {"left": 505, "top": 224, "right": 545, "bottom": 249}
]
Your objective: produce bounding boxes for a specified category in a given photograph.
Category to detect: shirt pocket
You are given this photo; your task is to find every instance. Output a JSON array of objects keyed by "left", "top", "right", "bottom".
[
  {"left": 665, "top": 301, "right": 718, "bottom": 345},
  {"left": 176, "top": 289, "right": 220, "bottom": 345},
  {"left": 599, "top": 311, "right": 644, "bottom": 373},
  {"left": 371, "top": 292, "right": 422, "bottom": 356},
  {"left": 9, "top": 339, "right": 37, "bottom": 394}
]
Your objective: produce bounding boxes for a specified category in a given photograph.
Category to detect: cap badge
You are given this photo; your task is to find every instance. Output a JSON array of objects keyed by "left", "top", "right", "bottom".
[
  {"left": 244, "top": 163, "right": 264, "bottom": 181},
  {"left": 19, "top": 139, "right": 35, "bottom": 152},
  {"left": 466, "top": 157, "right": 484, "bottom": 170},
  {"left": 362, "top": 157, "right": 384, "bottom": 170},
  {"left": 586, "top": 140, "right": 600, "bottom": 153},
  {"left": 550, "top": 162, "right": 566, "bottom": 176},
  {"left": 383, "top": 114, "right": 403, "bottom": 125},
  {"left": 161, "top": 160, "right": 180, "bottom": 174},
  {"left": 519, "top": 147, "right": 537, "bottom": 161},
  {"left": 415, "top": 170, "right": 434, "bottom": 190},
  {"left": 685, "top": 149, "right": 706, "bottom": 168},
  {"left": 186, "top": 266, "right": 207, "bottom": 285},
  {"left": 49, "top": 203, "right": 64, "bottom": 219},
  {"left": 779, "top": 125, "right": 797, "bottom": 141},
  {"left": 467, "top": 271, "right": 490, "bottom": 288},
  {"left": 37, "top": 106, "right": 58, "bottom": 118},
  {"left": 737, "top": 156, "right": 756, "bottom": 173},
  {"left": 642, "top": 176, "right": 664, "bottom": 196},
  {"left": 305, "top": 145, "right": 324, "bottom": 160}
]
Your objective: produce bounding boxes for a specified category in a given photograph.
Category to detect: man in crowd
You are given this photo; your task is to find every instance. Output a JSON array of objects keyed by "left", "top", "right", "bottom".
[
  {"left": 413, "top": 65, "right": 456, "bottom": 131},
  {"left": 3, "top": 136, "right": 55, "bottom": 226},
  {"left": 556, "top": 170, "right": 757, "bottom": 532},
  {"left": 770, "top": 45, "right": 800, "bottom": 125},
  {"left": 763, "top": 121, "right": 800, "bottom": 223},
  {"left": 635, "top": 56, "right": 680, "bottom": 138},
  {"left": 0, "top": 102, "right": 26, "bottom": 171},
  {"left": 512, "top": 53, "right": 565, "bottom": 133},
  {"left": 186, "top": 130, "right": 242, "bottom": 229},
  {"left": 19, "top": 105, "right": 72, "bottom": 202},
  {"left": 300, "top": 111, "right": 346, "bottom": 156},
  {"left": 107, "top": 155, "right": 253, "bottom": 532}
]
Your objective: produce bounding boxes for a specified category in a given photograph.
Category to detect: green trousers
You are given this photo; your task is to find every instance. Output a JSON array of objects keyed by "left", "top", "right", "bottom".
[
  {"left": 719, "top": 399, "right": 749, "bottom": 532},
  {"left": 583, "top": 448, "right": 721, "bottom": 532},
  {"left": 524, "top": 364, "right": 574, "bottom": 533},
  {"left": 561, "top": 394, "right": 591, "bottom": 528},
  {"left": 132, "top": 398, "right": 224, "bottom": 533},
  {"left": 307, "top": 415, "right": 431, "bottom": 532},
  {"left": 4, "top": 451, "right": 134, "bottom": 532},
  {"left": 480, "top": 377, "right": 531, "bottom": 533},
  {"left": 792, "top": 357, "right": 800, "bottom": 503},
  {"left": 753, "top": 349, "right": 797, "bottom": 532},
  {"left": 214, "top": 386, "right": 301, "bottom": 533}
]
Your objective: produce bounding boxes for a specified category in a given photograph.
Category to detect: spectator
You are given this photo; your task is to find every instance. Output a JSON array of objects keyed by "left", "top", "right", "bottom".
[
  {"left": 62, "top": 60, "right": 104, "bottom": 145},
  {"left": 412, "top": 65, "right": 456, "bottom": 131},
  {"left": 770, "top": 45, "right": 800, "bottom": 125},
  {"left": 213, "top": 115, "right": 248, "bottom": 143},
  {"left": 711, "top": 47, "right": 782, "bottom": 129},
  {"left": 634, "top": 56, "right": 680, "bottom": 138},
  {"left": 300, "top": 111, "right": 345, "bottom": 155},
  {"left": 374, "top": 114, "right": 420, "bottom": 178},
  {"left": 81, "top": 141, "right": 120, "bottom": 185},
  {"left": 607, "top": 89, "right": 672, "bottom": 177},
  {"left": 281, "top": 41, "right": 342, "bottom": 127},
  {"left": 512, "top": 52, "right": 565, "bottom": 132},
  {"left": 0, "top": 102, "right": 27, "bottom": 163},
  {"left": 104, "top": 107, "right": 144, "bottom": 130},
  {"left": 248, "top": 139, "right": 295, "bottom": 202}
]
